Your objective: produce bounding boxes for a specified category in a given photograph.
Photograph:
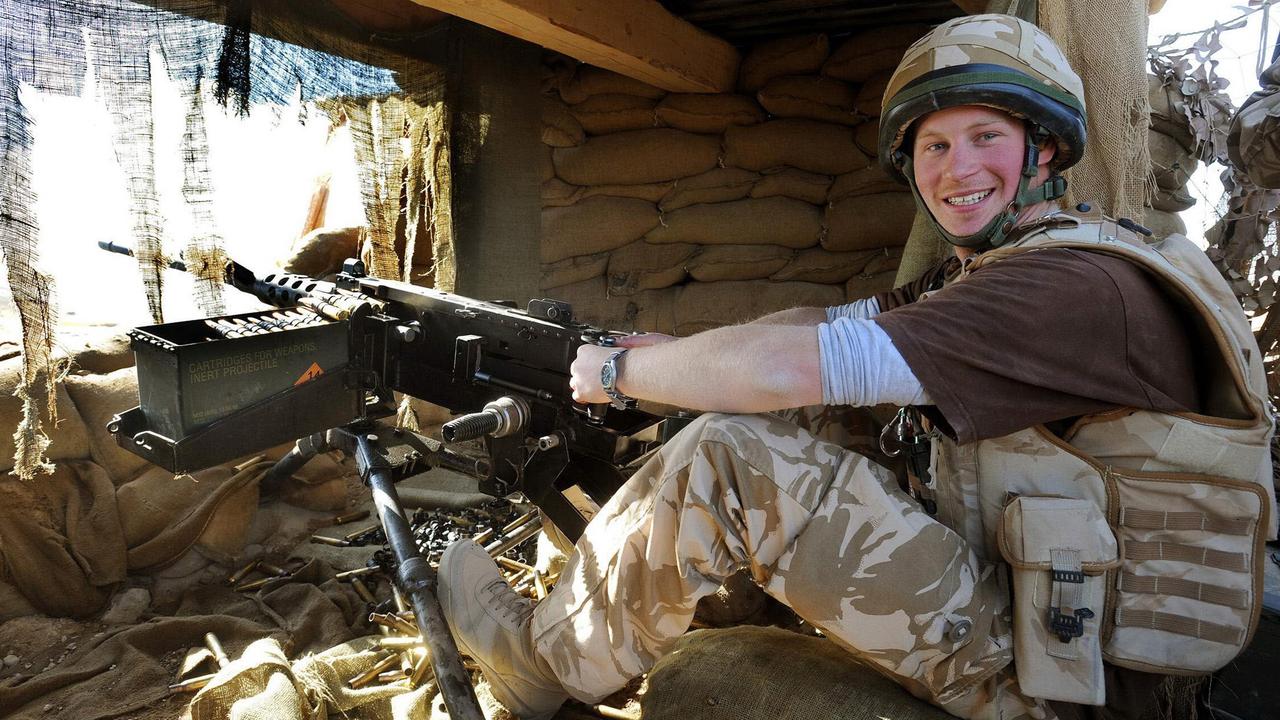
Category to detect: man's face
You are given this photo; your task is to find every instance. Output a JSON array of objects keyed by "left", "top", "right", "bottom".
[{"left": 910, "top": 105, "right": 1052, "bottom": 238}]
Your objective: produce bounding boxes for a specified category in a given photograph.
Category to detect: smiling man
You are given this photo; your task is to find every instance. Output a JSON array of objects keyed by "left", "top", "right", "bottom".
[{"left": 439, "top": 14, "right": 1275, "bottom": 720}]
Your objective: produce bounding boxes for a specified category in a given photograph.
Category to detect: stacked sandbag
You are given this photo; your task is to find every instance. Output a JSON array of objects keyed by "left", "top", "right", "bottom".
[
  {"left": 1144, "top": 73, "right": 1197, "bottom": 236},
  {"left": 540, "top": 32, "right": 922, "bottom": 333},
  {"left": 0, "top": 332, "right": 358, "bottom": 620}
]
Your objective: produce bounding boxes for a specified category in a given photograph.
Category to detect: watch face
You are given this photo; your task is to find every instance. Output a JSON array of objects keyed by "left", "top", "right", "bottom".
[{"left": 601, "top": 362, "right": 616, "bottom": 390}]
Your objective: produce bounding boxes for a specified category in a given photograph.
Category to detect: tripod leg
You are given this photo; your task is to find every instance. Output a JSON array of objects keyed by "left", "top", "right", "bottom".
[
  {"left": 357, "top": 433, "right": 485, "bottom": 720},
  {"left": 259, "top": 432, "right": 327, "bottom": 498}
]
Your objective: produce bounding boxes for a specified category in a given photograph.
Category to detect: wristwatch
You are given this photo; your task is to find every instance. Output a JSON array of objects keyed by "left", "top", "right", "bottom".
[{"left": 600, "top": 349, "right": 637, "bottom": 410}]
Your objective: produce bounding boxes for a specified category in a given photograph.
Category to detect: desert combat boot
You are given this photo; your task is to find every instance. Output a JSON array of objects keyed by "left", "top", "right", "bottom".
[{"left": 439, "top": 540, "right": 569, "bottom": 719}]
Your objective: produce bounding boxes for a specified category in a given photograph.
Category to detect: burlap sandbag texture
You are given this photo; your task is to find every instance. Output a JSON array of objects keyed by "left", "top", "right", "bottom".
[
  {"left": 0, "top": 566, "right": 364, "bottom": 720},
  {"left": 0, "top": 462, "right": 126, "bottom": 617},
  {"left": 642, "top": 626, "right": 953, "bottom": 720},
  {"left": 0, "top": 334, "right": 329, "bottom": 618},
  {"left": 189, "top": 635, "right": 441, "bottom": 720},
  {"left": 1039, "top": 0, "right": 1150, "bottom": 219},
  {"left": 541, "top": 32, "right": 925, "bottom": 328}
]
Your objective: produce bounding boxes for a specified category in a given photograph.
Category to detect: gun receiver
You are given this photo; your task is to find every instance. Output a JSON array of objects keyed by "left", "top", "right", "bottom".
[{"left": 99, "top": 242, "right": 662, "bottom": 527}]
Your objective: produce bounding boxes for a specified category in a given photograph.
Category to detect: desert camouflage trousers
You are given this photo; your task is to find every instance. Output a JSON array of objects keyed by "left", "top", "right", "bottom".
[{"left": 530, "top": 412, "right": 1056, "bottom": 720}]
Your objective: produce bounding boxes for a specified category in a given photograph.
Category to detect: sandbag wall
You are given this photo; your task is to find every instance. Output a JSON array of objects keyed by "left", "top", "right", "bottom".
[
  {"left": 1145, "top": 73, "right": 1198, "bottom": 237},
  {"left": 539, "top": 28, "right": 928, "bottom": 335}
]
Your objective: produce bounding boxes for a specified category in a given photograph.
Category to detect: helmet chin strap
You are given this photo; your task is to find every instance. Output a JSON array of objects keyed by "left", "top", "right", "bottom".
[{"left": 896, "top": 124, "right": 1067, "bottom": 251}]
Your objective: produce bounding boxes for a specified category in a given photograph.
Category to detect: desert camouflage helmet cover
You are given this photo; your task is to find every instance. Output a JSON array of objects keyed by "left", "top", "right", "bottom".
[{"left": 878, "top": 14, "right": 1087, "bottom": 182}]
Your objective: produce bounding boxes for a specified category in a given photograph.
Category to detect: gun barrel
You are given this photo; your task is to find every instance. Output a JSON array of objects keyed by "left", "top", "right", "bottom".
[
  {"left": 96, "top": 240, "right": 363, "bottom": 318},
  {"left": 97, "top": 240, "right": 188, "bottom": 272}
]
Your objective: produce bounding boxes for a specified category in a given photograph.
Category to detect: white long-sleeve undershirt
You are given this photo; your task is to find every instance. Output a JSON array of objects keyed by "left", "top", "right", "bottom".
[
  {"left": 825, "top": 296, "right": 882, "bottom": 323},
  {"left": 816, "top": 314, "right": 931, "bottom": 407}
]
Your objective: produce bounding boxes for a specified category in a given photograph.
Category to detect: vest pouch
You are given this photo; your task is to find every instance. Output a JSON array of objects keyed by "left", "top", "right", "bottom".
[
  {"left": 998, "top": 496, "right": 1120, "bottom": 704},
  {"left": 1103, "top": 469, "right": 1266, "bottom": 673}
]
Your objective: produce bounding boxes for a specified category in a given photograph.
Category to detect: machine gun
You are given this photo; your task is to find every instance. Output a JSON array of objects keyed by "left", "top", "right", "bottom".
[{"left": 98, "top": 241, "right": 666, "bottom": 720}]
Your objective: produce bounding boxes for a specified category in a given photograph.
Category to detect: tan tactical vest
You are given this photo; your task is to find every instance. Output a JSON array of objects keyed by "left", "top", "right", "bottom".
[{"left": 927, "top": 208, "right": 1276, "bottom": 703}]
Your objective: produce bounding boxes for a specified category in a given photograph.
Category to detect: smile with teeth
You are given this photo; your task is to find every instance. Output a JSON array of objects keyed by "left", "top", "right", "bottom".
[{"left": 945, "top": 189, "right": 993, "bottom": 206}]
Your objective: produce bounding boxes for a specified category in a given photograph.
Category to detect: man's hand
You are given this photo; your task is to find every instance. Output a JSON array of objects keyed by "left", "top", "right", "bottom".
[
  {"left": 570, "top": 344, "right": 616, "bottom": 404},
  {"left": 569, "top": 333, "right": 676, "bottom": 404}
]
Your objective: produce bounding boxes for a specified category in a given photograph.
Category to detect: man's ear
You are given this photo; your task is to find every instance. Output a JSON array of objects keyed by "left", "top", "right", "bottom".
[{"left": 1037, "top": 137, "right": 1058, "bottom": 168}]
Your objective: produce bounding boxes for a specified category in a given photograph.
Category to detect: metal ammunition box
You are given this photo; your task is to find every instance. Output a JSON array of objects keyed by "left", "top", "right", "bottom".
[{"left": 113, "top": 309, "right": 363, "bottom": 472}]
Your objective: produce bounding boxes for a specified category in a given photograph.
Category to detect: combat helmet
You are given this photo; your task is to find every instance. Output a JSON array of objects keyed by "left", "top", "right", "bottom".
[{"left": 878, "top": 14, "right": 1087, "bottom": 249}]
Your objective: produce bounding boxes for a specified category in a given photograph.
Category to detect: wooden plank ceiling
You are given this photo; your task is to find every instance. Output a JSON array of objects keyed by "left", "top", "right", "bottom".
[
  {"left": 397, "top": 0, "right": 967, "bottom": 93},
  {"left": 662, "top": 0, "right": 965, "bottom": 43}
]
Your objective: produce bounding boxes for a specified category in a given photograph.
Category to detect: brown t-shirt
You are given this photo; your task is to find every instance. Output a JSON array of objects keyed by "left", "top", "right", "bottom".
[{"left": 872, "top": 248, "right": 1201, "bottom": 444}]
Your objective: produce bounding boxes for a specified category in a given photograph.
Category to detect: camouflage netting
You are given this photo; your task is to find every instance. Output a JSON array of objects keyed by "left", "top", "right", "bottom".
[
  {"left": 0, "top": 0, "right": 451, "bottom": 478},
  {"left": 1145, "top": 5, "right": 1280, "bottom": 491}
]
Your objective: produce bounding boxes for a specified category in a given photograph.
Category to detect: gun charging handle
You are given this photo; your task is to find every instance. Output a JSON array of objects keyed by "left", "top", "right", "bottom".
[{"left": 441, "top": 396, "right": 530, "bottom": 443}]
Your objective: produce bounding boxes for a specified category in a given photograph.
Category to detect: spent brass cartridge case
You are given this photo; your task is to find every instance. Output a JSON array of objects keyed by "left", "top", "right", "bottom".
[
  {"left": 235, "top": 576, "right": 274, "bottom": 592},
  {"left": 369, "top": 613, "right": 419, "bottom": 636},
  {"left": 494, "top": 556, "right": 534, "bottom": 574},
  {"left": 533, "top": 570, "right": 548, "bottom": 600},
  {"left": 409, "top": 650, "right": 434, "bottom": 688},
  {"left": 168, "top": 673, "right": 216, "bottom": 693},
  {"left": 257, "top": 562, "right": 291, "bottom": 578},
  {"left": 204, "top": 633, "right": 230, "bottom": 668},
  {"left": 226, "top": 559, "right": 259, "bottom": 586},
  {"left": 486, "top": 516, "right": 543, "bottom": 558},
  {"left": 501, "top": 509, "right": 540, "bottom": 535},
  {"left": 331, "top": 508, "right": 371, "bottom": 525},
  {"left": 348, "top": 654, "right": 400, "bottom": 689},
  {"left": 591, "top": 704, "right": 639, "bottom": 720},
  {"left": 378, "top": 670, "right": 409, "bottom": 684},
  {"left": 390, "top": 614, "right": 420, "bottom": 637},
  {"left": 343, "top": 524, "right": 380, "bottom": 542},
  {"left": 334, "top": 566, "right": 378, "bottom": 580},
  {"left": 310, "top": 535, "right": 351, "bottom": 547},
  {"left": 350, "top": 577, "right": 377, "bottom": 604},
  {"left": 377, "top": 636, "right": 425, "bottom": 650}
]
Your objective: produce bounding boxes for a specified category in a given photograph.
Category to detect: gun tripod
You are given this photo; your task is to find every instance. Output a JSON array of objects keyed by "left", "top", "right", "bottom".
[{"left": 261, "top": 398, "right": 618, "bottom": 720}]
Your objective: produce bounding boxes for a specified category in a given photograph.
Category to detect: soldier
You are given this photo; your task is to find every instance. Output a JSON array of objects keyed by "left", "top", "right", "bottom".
[{"left": 440, "top": 14, "right": 1276, "bottom": 720}]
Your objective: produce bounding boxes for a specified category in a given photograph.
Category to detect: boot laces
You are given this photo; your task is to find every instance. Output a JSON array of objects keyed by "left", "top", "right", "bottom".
[{"left": 483, "top": 578, "right": 533, "bottom": 625}]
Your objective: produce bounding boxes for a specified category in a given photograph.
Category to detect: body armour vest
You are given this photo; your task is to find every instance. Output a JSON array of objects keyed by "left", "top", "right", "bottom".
[{"left": 925, "top": 208, "right": 1276, "bottom": 698}]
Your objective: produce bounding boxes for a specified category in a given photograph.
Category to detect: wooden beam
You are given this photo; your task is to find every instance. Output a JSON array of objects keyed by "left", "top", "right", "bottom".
[
  {"left": 950, "top": 0, "right": 988, "bottom": 13},
  {"left": 330, "top": 0, "right": 449, "bottom": 33},
  {"left": 404, "top": 0, "right": 739, "bottom": 93}
]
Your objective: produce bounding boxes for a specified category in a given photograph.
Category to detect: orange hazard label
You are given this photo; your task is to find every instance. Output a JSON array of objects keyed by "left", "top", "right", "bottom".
[{"left": 294, "top": 362, "right": 324, "bottom": 386}]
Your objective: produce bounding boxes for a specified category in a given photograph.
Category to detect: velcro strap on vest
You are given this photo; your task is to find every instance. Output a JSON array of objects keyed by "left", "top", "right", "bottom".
[
  {"left": 1118, "top": 571, "right": 1249, "bottom": 609},
  {"left": 1155, "top": 422, "right": 1263, "bottom": 481},
  {"left": 1120, "top": 507, "right": 1254, "bottom": 536},
  {"left": 1114, "top": 607, "right": 1246, "bottom": 646},
  {"left": 1125, "top": 541, "right": 1248, "bottom": 572}
]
